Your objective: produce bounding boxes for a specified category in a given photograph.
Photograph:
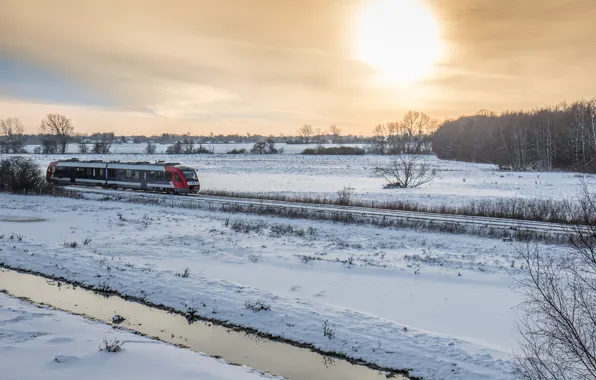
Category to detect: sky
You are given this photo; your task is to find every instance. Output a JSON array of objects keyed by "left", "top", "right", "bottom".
[{"left": 1, "top": 0, "right": 595, "bottom": 136}]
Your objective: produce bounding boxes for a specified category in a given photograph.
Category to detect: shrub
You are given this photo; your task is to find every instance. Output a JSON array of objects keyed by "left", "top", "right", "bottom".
[
  {"left": 227, "top": 148, "right": 248, "bottom": 154},
  {"left": 301, "top": 146, "right": 365, "bottom": 155},
  {"left": 244, "top": 300, "right": 271, "bottom": 312},
  {"left": 99, "top": 338, "right": 124, "bottom": 353},
  {"left": 250, "top": 139, "right": 282, "bottom": 154},
  {"left": 0, "top": 157, "right": 45, "bottom": 193},
  {"left": 175, "top": 268, "right": 191, "bottom": 278},
  {"left": 193, "top": 144, "right": 214, "bottom": 154},
  {"left": 323, "top": 320, "right": 335, "bottom": 339},
  {"left": 336, "top": 185, "right": 355, "bottom": 205}
]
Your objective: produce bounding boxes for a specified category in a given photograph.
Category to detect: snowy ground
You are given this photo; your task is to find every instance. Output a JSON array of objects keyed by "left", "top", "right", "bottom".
[
  {"left": 14, "top": 147, "right": 592, "bottom": 208},
  {"left": 0, "top": 292, "right": 281, "bottom": 380},
  {"left": 0, "top": 193, "right": 571, "bottom": 379}
]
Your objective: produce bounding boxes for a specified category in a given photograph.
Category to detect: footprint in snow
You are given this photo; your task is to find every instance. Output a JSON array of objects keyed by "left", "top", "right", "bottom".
[
  {"left": 48, "top": 337, "right": 75, "bottom": 344},
  {"left": 54, "top": 355, "right": 81, "bottom": 364},
  {"left": 289, "top": 286, "right": 301, "bottom": 292}
]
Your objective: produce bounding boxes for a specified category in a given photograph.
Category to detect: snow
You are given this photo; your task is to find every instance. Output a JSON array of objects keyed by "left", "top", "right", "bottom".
[
  {"left": 17, "top": 148, "right": 592, "bottom": 208},
  {"left": 0, "top": 193, "right": 570, "bottom": 379},
  {"left": 0, "top": 292, "right": 281, "bottom": 380}
]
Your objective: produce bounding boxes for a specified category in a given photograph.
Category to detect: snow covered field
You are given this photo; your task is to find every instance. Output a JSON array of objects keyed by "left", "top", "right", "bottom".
[
  {"left": 0, "top": 193, "right": 572, "bottom": 379},
  {"left": 0, "top": 292, "right": 281, "bottom": 380},
  {"left": 16, "top": 146, "right": 592, "bottom": 208}
]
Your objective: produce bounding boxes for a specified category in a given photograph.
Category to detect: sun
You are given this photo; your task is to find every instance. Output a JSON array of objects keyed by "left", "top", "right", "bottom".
[{"left": 354, "top": 0, "right": 444, "bottom": 85}]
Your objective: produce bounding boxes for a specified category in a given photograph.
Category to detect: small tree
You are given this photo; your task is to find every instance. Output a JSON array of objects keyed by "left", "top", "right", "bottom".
[
  {"left": 375, "top": 155, "right": 437, "bottom": 188},
  {"left": 144, "top": 142, "right": 157, "bottom": 154},
  {"left": 329, "top": 125, "right": 341, "bottom": 137},
  {"left": 0, "top": 157, "right": 44, "bottom": 193},
  {"left": 78, "top": 141, "right": 88, "bottom": 154},
  {"left": 514, "top": 179, "right": 596, "bottom": 379},
  {"left": 183, "top": 138, "right": 194, "bottom": 154},
  {"left": 39, "top": 114, "right": 74, "bottom": 154},
  {"left": 166, "top": 141, "right": 183, "bottom": 154},
  {"left": 0, "top": 117, "right": 26, "bottom": 153},
  {"left": 92, "top": 141, "right": 111, "bottom": 154},
  {"left": 40, "top": 139, "right": 59, "bottom": 154},
  {"left": 297, "top": 124, "right": 314, "bottom": 144},
  {"left": 251, "top": 139, "right": 280, "bottom": 154}
]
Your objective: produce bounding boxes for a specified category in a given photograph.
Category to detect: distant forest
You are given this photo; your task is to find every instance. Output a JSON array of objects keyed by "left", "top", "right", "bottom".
[{"left": 433, "top": 99, "right": 596, "bottom": 172}]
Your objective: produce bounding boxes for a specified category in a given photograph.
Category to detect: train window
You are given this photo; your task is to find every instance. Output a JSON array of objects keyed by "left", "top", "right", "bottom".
[{"left": 175, "top": 173, "right": 182, "bottom": 182}]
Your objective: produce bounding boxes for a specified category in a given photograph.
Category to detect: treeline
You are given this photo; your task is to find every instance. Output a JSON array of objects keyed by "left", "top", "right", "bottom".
[
  {"left": 0, "top": 112, "right": 440, "bottom": 157},
  {"left": 433, "top": 100, "right": 596, "bottom": 171},
  {"left": 368, "top": 111, "right": 436, "bottom": 155}
]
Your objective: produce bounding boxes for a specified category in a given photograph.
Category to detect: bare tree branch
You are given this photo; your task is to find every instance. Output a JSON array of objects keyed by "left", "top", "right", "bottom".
[{"left": 514, "top": 180, "right": 596, "bottom": 379}]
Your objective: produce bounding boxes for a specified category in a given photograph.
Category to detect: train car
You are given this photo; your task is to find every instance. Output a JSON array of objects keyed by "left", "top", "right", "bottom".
[{"left": 46, "top": 159, "right": 200, "bottom": 194}]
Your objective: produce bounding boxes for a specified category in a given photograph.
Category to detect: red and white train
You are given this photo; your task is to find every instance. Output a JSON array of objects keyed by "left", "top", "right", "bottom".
[{"left": 46, "top": 159, "right": 200, "bottom": 194}]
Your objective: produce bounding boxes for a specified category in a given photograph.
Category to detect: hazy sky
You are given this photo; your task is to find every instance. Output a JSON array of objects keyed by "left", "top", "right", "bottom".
[{"left": 1, "top": 0, "right": 595, "bottom": 135}]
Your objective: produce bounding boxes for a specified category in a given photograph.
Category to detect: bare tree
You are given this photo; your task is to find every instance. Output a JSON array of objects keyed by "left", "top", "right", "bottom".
[
  {"left": 375, "top": 155, "right": 437, "bottom": 188},
  {"left": 78, "top": 141, "right": 88, "bottom": 154},
  {"left": 39, "top": 114, "right": 74, "bottom": 154},
  {"left": 515, "top": 179, "right": 596, "bottom": 379},
  {"left": 183, "top": 138, "right": 194, "bottom": 154},
  {"left": 297, "top": 124, "right": 314, "bottom": 144},
  {"left": 0, "top": 117, "right": 26, "bottom": 153},
  {"left": 368, "top": 124, "right": 388, "bottom": 154},
  {"left": 329, "top": 125, "right": 342, "bottom": 137}
]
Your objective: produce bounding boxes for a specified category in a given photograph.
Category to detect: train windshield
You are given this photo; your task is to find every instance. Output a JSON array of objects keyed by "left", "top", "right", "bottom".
[{"left": 182, "top": 170, "right": 198, "bottom": 181}]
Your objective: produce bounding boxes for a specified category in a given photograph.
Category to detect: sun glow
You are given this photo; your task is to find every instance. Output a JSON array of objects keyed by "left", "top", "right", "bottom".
[{"left": 355, "top": 0, "right": 444, "bottom": 85}]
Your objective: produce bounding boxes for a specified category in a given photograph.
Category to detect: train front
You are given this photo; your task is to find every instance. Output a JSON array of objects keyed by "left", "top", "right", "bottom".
[{"left": 177, "top": 166, "right": 200, "bottom": 193}]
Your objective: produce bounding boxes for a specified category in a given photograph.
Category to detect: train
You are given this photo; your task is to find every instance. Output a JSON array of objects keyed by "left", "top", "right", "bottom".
[{"left": 46, "top": 159, "right": 200, "bottom": 194}]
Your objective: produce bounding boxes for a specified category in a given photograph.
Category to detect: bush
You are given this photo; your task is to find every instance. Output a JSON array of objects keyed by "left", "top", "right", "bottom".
[
  {"left": 336, "top": 185, "right": 355, "bottom": 205},
  {"left": 250, "top": 139, "right": 282, "bottom": 154},
  {"left": 227, "top": 148, "right": 248, "bottom": 154},
  {"left": 244, "top": 300, "right": 271, "bottom": 312},
  {"left": 99, "top": 338, "right": 124, "bottom": 353},
  {"left": 301, "top": 146, "right": 365, "bottom": 155},
  {"left": 375, "top": 155, "right": 437, "bottom": 188},
  {"left": 144, "top": 142, "right": 157, "bottom": 154},
  {"left": 0, "top": 157, "right": 45, "bottom": 193}
]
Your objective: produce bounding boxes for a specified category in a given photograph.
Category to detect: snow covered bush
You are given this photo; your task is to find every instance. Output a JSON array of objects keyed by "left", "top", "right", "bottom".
[
  {"left": 0, "top": 156, "right": 45, "bottom": 193},
  {"left": 99, "top": 338, "right": 124, "bottom": 353}
]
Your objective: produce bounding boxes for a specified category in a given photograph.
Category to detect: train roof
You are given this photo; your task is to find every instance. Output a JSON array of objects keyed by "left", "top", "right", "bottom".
[{"left": 53, "top": 158, "right": 181, "bottom": 166}]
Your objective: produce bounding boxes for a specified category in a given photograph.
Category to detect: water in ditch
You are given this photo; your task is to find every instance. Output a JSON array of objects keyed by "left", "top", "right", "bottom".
[{"left": 0, "top": 268, "right": 408, "bottom": 380}]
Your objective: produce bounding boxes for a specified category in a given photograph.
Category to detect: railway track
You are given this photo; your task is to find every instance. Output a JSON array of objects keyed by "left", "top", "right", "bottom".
[{"left": 61, "top": 185, "right": 584, "bottom": 237}]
